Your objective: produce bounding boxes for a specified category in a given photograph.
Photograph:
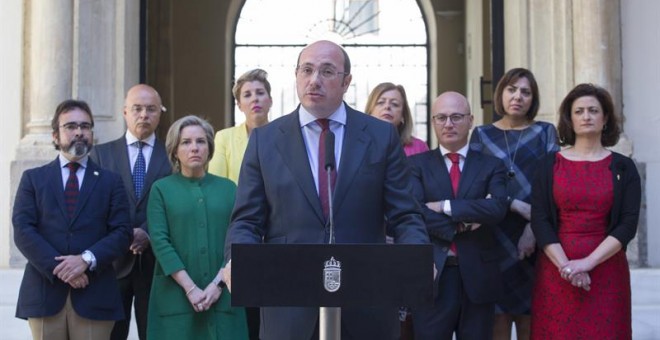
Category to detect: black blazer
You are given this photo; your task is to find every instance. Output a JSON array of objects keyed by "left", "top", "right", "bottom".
[
  {"left": 531, "top": 151, "right": 641, "bottom": 249},
  {"left": 226, "top": 103, "right": 429, "bottom": 340},
  {"left": 90, "top": 136, "right": 172, "bottom": 278},
  {"left": 13, "top": 158, "right": 131, "bottom": 320},
  {"left": 409, "top": 149, "right": 508, "bottom": 304}
]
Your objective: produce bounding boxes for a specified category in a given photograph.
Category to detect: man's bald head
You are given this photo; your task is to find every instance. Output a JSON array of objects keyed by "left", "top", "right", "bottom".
[{"left": 432, "top": 91, "right": 473, "bottom": 152}]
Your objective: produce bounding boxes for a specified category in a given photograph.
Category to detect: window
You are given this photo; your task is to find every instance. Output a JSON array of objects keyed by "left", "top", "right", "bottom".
[{"left": 235, "top": 0, "right": 428, "bottom": 141}]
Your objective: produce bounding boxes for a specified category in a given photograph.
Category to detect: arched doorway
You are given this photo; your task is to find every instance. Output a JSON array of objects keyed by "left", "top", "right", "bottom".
[
  {"left": 233, "top": 0, "right": 431, "bottom": 142},
  {"left": 143, "top": 1, "right": 499, "bottom": 144}
]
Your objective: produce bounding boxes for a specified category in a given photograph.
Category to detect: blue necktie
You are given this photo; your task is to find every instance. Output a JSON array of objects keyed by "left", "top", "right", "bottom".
[
  {"left": 65, "top": 162, "right": 80, "bottom": 219},
  {"left": 133, "top": 141, "right": 146, "bottom": 199}
]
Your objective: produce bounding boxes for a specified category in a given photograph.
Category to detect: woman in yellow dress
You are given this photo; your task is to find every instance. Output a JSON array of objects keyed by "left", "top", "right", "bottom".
[{"left": 208, "top": 68, "right": 272, "bottom": 184}]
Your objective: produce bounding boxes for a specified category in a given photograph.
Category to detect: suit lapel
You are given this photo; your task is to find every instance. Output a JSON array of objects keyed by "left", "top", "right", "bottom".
[
  {"left": 49, "top": 159, "right": 69, "bottom": 219},
  {"left": 274, "top": 112, "right": 325, "bottom": 222},
  {"left": 112, "top": 139, "right": 136, "bottom": 206},
  {"left": 332, "top": 108, "right": 370, "bottom": 213},
  {"left": 141, "top": 139, "right": 169, "bottom": 205},
  {"left": 72, "top": 160, "right": 101, "bottom": 223},
  {"left": 456, "top": 150, "right": 480, "bottom": 198},
  {"left": 426, "top": 151, "right": 453, "bottom": 197}
]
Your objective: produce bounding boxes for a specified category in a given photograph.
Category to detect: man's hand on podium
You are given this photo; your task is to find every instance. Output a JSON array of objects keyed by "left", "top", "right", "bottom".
[{"left": 223, "top": 260, "right": 232, "bottom": 293}]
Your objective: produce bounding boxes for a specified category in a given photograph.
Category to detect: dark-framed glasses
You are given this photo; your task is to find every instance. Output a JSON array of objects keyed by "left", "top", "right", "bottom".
[
  {"left": 60, "top": 122, "right": 93, "bottom": 132},
  {"left": 129, "top": 104, "right": 162, "bottom": 115},
  {"left": 296, "top": 65, "right": 348, "bottom": 80},
  {"left": 432, "top": 113, "right": 469, "bottom": 125}
]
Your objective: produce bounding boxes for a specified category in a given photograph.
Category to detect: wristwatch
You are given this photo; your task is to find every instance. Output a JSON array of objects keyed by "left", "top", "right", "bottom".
[
  {"left": 212, "top": 277, "right": 226, "bottom": 289},
  {"left": 81, "top": 250, "right": 94, "bottom": 267}
]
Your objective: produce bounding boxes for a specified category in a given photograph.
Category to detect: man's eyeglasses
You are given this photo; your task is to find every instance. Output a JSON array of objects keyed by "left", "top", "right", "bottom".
[
  {"left": 432, "top": 113, "right": 469, "bottom": 125},
  {"left": 296, "top": 66, "right": 348, "bottom": 80},
  {"left": 129, "top": 105, "right": 162, "bottom": 115},
  {"left": 60, "top": 122, "right": 93, "bottom": 132}
]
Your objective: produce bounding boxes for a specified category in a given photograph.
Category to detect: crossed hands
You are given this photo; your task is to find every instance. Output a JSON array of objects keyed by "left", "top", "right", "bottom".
[
  {"left": 559, "top": 258, "right": 595, "bottom": 291},
  {"left": 186, "top": 283, "right": 223, "bottom": 313},
  {"left": 53, "top": 255, "right": 90, "bottom": 289}
]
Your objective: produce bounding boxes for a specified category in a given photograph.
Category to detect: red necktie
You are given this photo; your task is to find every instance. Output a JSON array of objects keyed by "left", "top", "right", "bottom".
[
  {"left": 447, "top": 153, "right": 461, "bottom": 255},
  {"left": 447, "top": 153, "right": 461, "bottom": 196},
  {"left": 65, "top": 162, "right": 80, "bottom": 219},
  {"left": 317, "top": 119, "right": 336, "bottom": 220}
]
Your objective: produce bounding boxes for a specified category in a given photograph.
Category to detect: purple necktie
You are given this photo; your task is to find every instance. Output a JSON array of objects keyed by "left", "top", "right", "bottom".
[{"left": 317, "top": 119, "right": 336, "bottom": 220}]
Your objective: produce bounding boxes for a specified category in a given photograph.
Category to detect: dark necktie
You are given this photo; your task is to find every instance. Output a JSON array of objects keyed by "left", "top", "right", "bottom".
[
  {"left": 133, "top": 141, "right": 146, "bottom": 199},
  {"left": 65, "top": 162, "right": 80, "bottom": 219},
  {"left": 317, "top": 119, "right": 336, "bottom": 220},
  {"left": 447, "top": 153, "right": 461, "bottom": 255}
]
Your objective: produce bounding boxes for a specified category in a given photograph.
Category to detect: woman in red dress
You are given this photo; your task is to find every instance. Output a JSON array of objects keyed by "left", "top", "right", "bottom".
[{"left": 530, "top": 83, "right": 641, "bottom": 339}]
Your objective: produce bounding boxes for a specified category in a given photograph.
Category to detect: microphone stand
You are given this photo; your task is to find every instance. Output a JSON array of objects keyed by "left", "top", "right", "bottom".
[{"left": 320, "top": 130, "right": 340, "bottom": 340}]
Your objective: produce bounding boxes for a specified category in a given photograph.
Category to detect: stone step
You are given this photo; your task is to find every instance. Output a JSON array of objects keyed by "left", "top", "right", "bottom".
[
  {"left": 631, "top": 268, "right": 660, "bottom": 306},
  {"left": 630, "top": 269, "right": 660, "bottom": 340}
]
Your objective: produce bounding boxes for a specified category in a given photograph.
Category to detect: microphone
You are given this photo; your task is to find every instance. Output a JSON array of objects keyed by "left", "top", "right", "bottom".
[
  {"left": 324, "top": 130, "right": 336, "bottom": 244},
  {"left": 324, "top": 130, "right": 335, "bottom": 171}
]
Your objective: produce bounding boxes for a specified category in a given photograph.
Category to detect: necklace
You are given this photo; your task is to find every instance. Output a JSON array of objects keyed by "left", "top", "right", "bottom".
[{"left": 503, "top": 127, "right": 526, "bottom": 178}]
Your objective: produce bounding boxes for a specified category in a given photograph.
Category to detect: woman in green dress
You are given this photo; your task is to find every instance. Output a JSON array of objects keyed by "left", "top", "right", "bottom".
[{"left": 147, "top": 115, "right": 248, "bottom": 339}]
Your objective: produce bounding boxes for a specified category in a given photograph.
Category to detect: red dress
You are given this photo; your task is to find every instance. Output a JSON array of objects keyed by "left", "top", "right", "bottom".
[{"left": 531, "top": 153, "right": 631, "bottom": 339}]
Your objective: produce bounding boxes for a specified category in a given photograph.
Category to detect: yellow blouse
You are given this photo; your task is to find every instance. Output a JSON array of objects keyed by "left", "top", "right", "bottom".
[{"left": 208, "top": 123, "right": 248, "bottom": 184}]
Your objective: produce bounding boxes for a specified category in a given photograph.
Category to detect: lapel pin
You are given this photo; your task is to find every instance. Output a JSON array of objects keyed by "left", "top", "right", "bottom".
[
  {"left": 617, "top": 174, "right": 620, "bottom": 181},
  {"left": 94, "top": 171, "right": 99, "bottom": 176}
]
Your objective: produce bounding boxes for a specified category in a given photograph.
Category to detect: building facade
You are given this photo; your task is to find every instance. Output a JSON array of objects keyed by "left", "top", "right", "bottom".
[{"left": 1, "top": 0, "right": 658, "bottom": 268}]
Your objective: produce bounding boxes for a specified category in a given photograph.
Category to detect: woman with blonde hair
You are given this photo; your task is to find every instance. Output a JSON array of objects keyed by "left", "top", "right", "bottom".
[
  {"left": 209, "top": 68, "right": 272, "bottom": 184},
  {"left": 147, "top": 115, "right": 248, "bottom": 339},
  {"left": 365, "top": 82, "right": 428, "bottom": 156}
]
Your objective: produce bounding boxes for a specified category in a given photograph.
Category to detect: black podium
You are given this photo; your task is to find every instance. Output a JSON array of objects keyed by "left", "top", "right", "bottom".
[{"left": 231, "top": 243, "right": 434, "bottom": 308}]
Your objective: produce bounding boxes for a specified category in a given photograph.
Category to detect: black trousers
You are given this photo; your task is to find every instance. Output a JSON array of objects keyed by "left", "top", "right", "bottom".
[
  {"left": 412, "top": 265, "right": 495, "bottom": 340},
  {"left": 111, "top": 252, "right": 155, "bottom": 340}
]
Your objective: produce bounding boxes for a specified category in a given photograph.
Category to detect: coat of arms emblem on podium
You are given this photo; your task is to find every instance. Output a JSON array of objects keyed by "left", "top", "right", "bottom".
[{"left": 323, "top": 257, "right": 341, "bottom": 293}]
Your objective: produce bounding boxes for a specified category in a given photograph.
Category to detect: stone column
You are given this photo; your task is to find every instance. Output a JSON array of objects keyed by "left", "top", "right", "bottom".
[
  {"left": 572, "top": 0, "right": 622, "bottom": 104},
  {"left": 24, "top": 0, "right": 73, "bottom": 151},
  {"left": 10, "top": 1, "right": 74, "bottom": 267},
  {"left": 572, "top": 0, "right": 631, "bottom": 155}
]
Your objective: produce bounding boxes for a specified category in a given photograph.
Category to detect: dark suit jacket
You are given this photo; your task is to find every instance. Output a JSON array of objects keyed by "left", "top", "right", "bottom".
[
  {"left": 90, "top": 137, "right": 171, "bottom": 278},
  {"left": 409, "top": 149, "right": 508, "bottom": 304},
  {"left": 226, "top": 104, "right": 430, "bottom": 340},
  {"left": 13, "top": 158, "right": 132, "bottom": 320},
  {"left": 531, "top": 151, "right": 641, "bottom": 249}
]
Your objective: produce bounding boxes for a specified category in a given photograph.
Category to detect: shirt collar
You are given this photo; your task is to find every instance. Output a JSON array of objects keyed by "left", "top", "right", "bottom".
[
  {"left": 438, "top": 143, "right": 469, "bottom": 159},
  {"left": 58, "top": 154, "right": 89, "bottom": 169},
  {"left": 126, "top": 131, "right": 156, "bottom": 147},
  {"left": 298, "top": 103, "right": 347, "bottom": 128}
]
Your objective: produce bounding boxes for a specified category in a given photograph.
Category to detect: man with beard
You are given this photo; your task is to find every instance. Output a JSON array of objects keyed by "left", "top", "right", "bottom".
[
  {"left": 13, "top": 99, "right": 132, "bottom": 339},
  {"left": 90, "top": 84, "right": 171, "bottom": 340}
]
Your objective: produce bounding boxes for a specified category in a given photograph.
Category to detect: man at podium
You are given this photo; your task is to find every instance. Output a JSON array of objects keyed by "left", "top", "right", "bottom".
[
  {"left": 224, "top": 40, "right": 429, "bottom": 340},
  {"left": 408, "top": 92, "right": 508, "bottom": 339}
]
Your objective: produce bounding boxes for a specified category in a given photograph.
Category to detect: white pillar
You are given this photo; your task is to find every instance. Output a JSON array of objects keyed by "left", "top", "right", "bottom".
[
  {"left": 572, "top": 0, "right": 622, "bottom": 108},
  {"left": 26, "top": 0, "right": 74, "bottom": 139},
  {"left": 9, "top": 1, "right": 141, "bottom": 268},
  {"left": 572, "top": 0, "right": 631, "bottom": 155}
]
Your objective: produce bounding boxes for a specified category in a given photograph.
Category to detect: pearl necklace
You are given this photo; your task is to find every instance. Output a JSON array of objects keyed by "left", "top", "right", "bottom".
[{"left": 502, "top": 126, "right": 527, "bottom": 178}]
